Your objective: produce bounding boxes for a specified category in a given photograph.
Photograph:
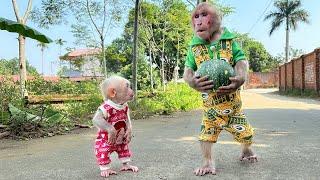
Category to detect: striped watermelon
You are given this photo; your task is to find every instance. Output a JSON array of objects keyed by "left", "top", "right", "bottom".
[{"left": 196, "top": 60, "right": 235, "bottom": 91}]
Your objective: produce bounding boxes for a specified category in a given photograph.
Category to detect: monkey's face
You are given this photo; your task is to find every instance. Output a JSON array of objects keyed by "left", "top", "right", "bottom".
[
  {"left": 192, "top": 8, "right": 219, "bottom": 41},
  {"left": 116, "top": 80, "right": 134, "bottom": 104}
]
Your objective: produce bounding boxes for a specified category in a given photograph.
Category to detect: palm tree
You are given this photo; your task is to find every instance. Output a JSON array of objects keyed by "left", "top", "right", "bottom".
[
  {"left": 264, "top": 0, "right": 309, "bottom": 62},
  {"left": 55, "top": 38, "right": 66, "bottom": 56},
  {"left": 55, "top": 38, "right": 66, "bottom": 68},
  {"left": 37, "top": 42, "right": 48, "bottom": 75}
]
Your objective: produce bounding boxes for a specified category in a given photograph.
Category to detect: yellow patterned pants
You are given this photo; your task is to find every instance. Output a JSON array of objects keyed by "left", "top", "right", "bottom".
[{"left": 199, "top": 90, "right": 254, "bottom": 144}]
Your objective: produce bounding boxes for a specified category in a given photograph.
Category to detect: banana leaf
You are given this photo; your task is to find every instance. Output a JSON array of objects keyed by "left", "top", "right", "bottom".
[{"left": 0, "top": 17, "right": 53, "bottom": 43}]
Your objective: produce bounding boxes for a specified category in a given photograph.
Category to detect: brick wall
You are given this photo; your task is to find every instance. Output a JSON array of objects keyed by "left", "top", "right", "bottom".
[
  {"left": 245, "top": 71, "right": 278, "bottom": 89},
  {"left": 279, "top": 48, "right": 320, "bottom": 95}
]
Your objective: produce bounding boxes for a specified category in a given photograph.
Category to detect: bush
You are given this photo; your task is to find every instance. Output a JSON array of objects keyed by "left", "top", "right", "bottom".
[
  {"left": 8, "top": 104, "right": 72, "bottom": 139},
  {"left": 0, "top": 77, "right": 21, "bottom": 125},
  {"left": 1, "top": 76, "right": 202, "bottom": 139},
  {"left": 129, "top": 82, "right": 202, "bottom": 119},
  {"left": 27, "top": 76, "right": 100, "bottom": 95}
]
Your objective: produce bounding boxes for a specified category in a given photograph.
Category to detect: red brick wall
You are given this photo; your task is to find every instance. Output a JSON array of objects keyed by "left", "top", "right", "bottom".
[
  {"left": 304, "top": 53, "right": 317, "bottom": 90},
  {"left": 286, "top": 62, "right": 293, "bottom": 88},
  {"left": 279, "top": 48, "right": 320, "bottom": 95},
  {"left": 280, "top": 65, "right": 286, "bottom": 91},
  {"left": 245, "top": 71, "right": 278, "bottom": 89},
  {"left": 293, "top": 58, "right": 302, "bottom": 89}
]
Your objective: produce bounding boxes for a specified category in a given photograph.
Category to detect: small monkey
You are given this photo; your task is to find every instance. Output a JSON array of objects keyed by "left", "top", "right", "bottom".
[
  {"left": 92, "top": 75, "right": 138, "bottom": 178},
  {"left": 183, "top": 2, "right": 257, "bottom": 176}
]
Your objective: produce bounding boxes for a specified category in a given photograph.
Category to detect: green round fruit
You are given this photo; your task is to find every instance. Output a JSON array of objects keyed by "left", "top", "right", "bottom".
[{"left": 196, "top": 59, "right": 235, "bottom": 91}]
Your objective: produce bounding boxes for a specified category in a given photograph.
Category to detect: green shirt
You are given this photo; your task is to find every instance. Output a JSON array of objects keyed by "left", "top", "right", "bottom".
[{"left": 185, "top": 27, "right": 246, "bottom": 71}]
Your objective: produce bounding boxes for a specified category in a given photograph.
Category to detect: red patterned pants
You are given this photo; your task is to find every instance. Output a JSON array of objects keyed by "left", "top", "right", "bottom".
[{"left": 95, "top": 135, "right": 131, "bottom": 165}]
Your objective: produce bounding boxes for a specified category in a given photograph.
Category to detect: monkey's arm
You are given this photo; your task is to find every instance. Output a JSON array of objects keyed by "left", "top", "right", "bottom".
[
  {"left": 126, "top": 109, "right": 132, "bottom": 129},
  {"left": 124, "top": 108, "right": 133, "bottom": 144},
  {"left": 92, "top": 110, "right": 115, "bottom": 131}
]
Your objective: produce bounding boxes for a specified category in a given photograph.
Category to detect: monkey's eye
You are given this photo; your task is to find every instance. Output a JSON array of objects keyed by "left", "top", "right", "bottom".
[
  {"left": 194, "top": 14, "right": 199, "bottom": 18},
  {"left": 201, "top": 12, "right": 207, "bottom": 17}
]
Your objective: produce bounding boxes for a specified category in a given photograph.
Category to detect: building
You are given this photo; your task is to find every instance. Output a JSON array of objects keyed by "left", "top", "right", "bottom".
[{"left": 59, "top": 48, "right": 104, "bottom": 78}]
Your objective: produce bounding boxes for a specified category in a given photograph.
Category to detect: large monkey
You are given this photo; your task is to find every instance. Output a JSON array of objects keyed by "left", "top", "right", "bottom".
[
  {"left": 183, "top": 2, "right": 257, "bottom": 176},
  {"left": 92, "top": 75, "right": 138, "bottom": 177}
]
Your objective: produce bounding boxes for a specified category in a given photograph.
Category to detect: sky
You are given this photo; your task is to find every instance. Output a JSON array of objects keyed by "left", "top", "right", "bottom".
[{"left": 0, "top": 0, "right": 319, "bottom": 75}]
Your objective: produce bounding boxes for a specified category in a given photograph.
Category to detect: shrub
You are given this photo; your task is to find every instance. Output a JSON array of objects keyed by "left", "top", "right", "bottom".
[{"left": 129, "top": 82, "right": 202, "bottom": 119}]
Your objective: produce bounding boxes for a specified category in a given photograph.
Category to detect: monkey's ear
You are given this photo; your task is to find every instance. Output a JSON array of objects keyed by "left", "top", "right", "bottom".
[{"left": 107, "top": 87, "right": 116, "bottom": 98}]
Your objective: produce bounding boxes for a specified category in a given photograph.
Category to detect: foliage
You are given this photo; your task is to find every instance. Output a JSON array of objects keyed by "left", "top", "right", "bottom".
[
  {"left": 275, "top": 47, "right": 305, "bottom": 63},
  {"left": 105, "top": 38, "right": 131, "bottom": 73},
  {"left": 8, "top": 103, "right": 72, "bottom": 138},
  {"left": 0, "top": 58, "right": 38, "bottom": 75},
  {"left": 0, "top": 77, "right": 21, "bottom": 124},
  {"left": 235, "top": 33, "right": 280, "bottom": 72},
  {"left": 26, "top": 76, "right": 99, "bottom": 95},
  {"left": 120, "top": 59, "right": 162, "bottom": 91},
  {"left": 129, "top": 82, "right": 202, "bottom": 118}
]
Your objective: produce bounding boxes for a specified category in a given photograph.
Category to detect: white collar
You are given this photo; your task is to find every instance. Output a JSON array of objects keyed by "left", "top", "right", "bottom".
[{"left": 106, "top": 99, "right": 127, "bottom": 110}]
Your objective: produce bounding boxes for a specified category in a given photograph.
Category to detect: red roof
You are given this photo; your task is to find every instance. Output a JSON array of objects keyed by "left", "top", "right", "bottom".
[{"left": 60, "top": 48, "right": 101, "bottom": 60}]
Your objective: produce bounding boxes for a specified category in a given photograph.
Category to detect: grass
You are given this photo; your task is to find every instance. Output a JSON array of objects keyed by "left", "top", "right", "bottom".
[{"left": 279, "top": 88, "right": 320, "bottom": 99}]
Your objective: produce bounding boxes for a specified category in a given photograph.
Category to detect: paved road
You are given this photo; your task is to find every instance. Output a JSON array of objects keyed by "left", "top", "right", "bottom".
[{"left": 1, "top": 89, "right": 320, "bottom": 180}]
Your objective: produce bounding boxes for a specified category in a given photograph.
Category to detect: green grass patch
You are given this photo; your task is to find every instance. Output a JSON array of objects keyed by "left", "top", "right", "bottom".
[{"left": 279, "top": 88, "right": 319, "bottom": 98}]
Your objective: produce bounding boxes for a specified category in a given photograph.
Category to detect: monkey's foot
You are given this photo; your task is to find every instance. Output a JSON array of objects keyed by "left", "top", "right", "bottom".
[
  {"left": 194, "top": 165, "right": 216, "bottom": 176},
  {"left": 240, "top": 147, "right": 258, "bottom": 163},
  {"left": 121, "top": 164, "right": 139, "bottom": 172},
  {"left": 100, "top": 169, "right": 117, "bottom": 177}
]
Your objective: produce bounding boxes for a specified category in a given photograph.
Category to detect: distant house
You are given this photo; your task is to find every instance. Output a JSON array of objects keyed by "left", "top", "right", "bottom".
[{"left": 59, "top": 48, "right": 104, "bottom": 78}]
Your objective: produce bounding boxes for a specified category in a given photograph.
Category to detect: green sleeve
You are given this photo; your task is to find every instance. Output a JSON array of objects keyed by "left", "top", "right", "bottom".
[
  {"left": 184, "top": 47, "right": 197, "bottom": 71},
  {"left": 232, "top": 41, "right": 246, "bottom": 64}
]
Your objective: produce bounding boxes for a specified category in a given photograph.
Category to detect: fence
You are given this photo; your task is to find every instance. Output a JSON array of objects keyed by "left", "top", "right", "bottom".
[{"left": 279, "top": 48, "right": 320, "bottom": 95}]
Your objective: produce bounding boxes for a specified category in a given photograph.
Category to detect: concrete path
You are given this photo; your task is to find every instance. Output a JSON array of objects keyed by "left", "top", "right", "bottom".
[{"left": 1, "top": 89, "right": 319, "bottom": 180}]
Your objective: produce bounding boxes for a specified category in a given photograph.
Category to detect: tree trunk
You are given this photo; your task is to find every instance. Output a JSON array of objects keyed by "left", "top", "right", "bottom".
[
  {"left": 41, "top": 47, "right": 44, "bottom": 75},
  {"left": 101, "top": 38, "right": 107, "bottom": 77},
  {"left": 285, "top": 17, "right": 289, "bottom": 63},
  {"left": 174, "top": 35, "right": 180, "bottom": 82},
  {"left": 132, "top": 0, "right": 139, "bottom": 100},
  {"left": 12, "top": 0, "right": 33, "bottom": 99},
  {"left": 18, "top": 35, "right": 27, "bottom": 98},
  {"left": 161, "top": 25, "right": 166, "bottom": 91},
  {"left": 149, "top": 41, "right": 154, "bottom": 92}
]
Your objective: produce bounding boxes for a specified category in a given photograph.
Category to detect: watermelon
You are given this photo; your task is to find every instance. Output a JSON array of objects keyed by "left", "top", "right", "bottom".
[{"left": 196, "top": 59, "right": 235, "bottom": 91}]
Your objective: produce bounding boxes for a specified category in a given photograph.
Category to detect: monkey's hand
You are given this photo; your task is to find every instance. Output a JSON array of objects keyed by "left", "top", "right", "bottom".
[
  {"left": 216, "top": 76, "right": 245, "bottom": 95},
  {"left": 100, "top": 169, "right": 117, "bottom": 177},
  {"left": 107, "top": 127, "right": 117, "bottom": 145},
  {"left": 190, "top": 75, "right": 214, "bottom": 93},
  {"left": 121, "top": 163, "right": 139, "bottom": 172},
  {"left": 124, "top": 128, "right": 132, "bottom": 144}
]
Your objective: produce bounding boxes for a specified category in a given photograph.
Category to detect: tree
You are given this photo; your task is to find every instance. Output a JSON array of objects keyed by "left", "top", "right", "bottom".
[
  {"left": 132, "top": 0, "right": 139, "bottom": 99},
  {"left": 264, "top": 0, "right": 309, "bottom": 62},
  {"left": 0, "top": 58, "right": 38, "bottom": 75},
  {"left": 37, "top": 42, "right": 48, "bottom": 75},
  {"left": 55, "top": 38, "right": 67, "bottom": 69},
  {"left": 235, "top": 33, "right": 279, "bottom": 72},
  {"left": 55, "top": 38, "right": 66, "bottom": 57},
  {"left": 31, "top": 0, "right": 130, "bottom": 77},
  {"left": 11, "top": 0, "right": 33, "bottom": 97}
]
